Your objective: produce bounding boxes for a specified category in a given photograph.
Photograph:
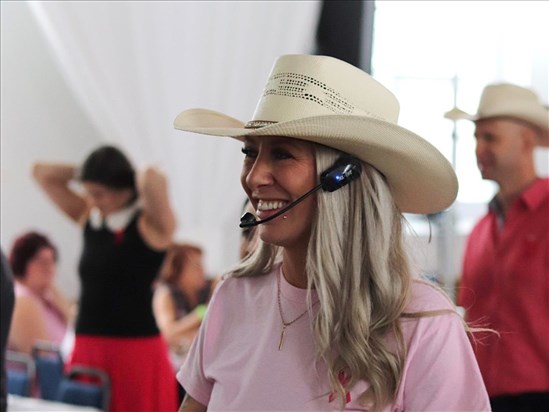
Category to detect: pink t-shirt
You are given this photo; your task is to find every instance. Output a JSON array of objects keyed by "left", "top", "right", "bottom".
[{"left": 178, "top": 263, "right": 490, "bottom": 411}]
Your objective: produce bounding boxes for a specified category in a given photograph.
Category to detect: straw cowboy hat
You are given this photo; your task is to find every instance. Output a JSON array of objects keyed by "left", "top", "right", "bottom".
[
  {"left": 174, "top": 54, "right": 458, "bottom": 214},
  {"left": 444, "top": 83, "right": 549, "bottom": 146}
]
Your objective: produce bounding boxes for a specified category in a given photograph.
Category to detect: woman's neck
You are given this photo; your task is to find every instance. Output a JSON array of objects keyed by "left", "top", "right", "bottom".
[{"left": 281, "top": 248, "right": 308, "bottom": 289}]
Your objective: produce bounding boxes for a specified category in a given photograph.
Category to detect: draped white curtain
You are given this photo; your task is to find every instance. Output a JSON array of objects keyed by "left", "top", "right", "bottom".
[{"left": 25, "top": 1, "right": 321, "bottom": 274}]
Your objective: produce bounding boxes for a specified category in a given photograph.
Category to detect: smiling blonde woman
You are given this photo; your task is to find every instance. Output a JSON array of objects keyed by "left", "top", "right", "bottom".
[{"left": 174, "top": 54, "right": 490, "bottom": 412}]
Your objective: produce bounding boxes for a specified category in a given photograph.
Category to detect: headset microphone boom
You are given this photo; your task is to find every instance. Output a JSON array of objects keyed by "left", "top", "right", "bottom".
[{"left": 239, "top": 157, "right": 361, "bottom": 228}]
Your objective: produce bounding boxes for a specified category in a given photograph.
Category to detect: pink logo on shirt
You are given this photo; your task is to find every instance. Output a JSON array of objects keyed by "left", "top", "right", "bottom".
[{"left": 328, "top": 370, "right": 351, "bottom": 404}]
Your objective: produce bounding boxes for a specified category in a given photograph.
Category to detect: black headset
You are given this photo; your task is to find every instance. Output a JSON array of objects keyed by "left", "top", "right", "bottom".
[{"left": 319, "top": 156, "right": 362, "bottom": 192}]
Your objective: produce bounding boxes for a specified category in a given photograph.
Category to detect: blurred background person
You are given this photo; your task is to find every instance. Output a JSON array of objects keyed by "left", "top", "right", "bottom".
[
  {"left": 32, "top": 145, "right": 178, "bottom": 412},
  {"left": 1, "top": 249, "right": 15, "bottom": 412},
  {"left": 153, "top": 244, "right": 217, "bottom": 367},
  {"left": 153, "top": 243, "right": 217, "bottom": 403},
  {"left": 7, "top": 231, "right": 72, "bottom": 355},
  {"left": 453, "top": 84, "right": 549, "bottom": 412}
]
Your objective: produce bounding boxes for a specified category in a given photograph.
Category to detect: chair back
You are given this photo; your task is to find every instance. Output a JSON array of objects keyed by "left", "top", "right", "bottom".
[
  {"left": 56, "top": 365, "right": 111, "bottom": 412},
  {"left": 32, "top": 341, "right": 64, "bottom": 400},
  {"left": 6, "top": 350, "right": 35, "bottom": 396}
]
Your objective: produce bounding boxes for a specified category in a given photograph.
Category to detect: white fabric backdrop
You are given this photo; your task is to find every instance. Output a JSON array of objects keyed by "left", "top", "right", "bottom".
[
  {"left": 1, "top": 1, "right": 321, "bottom": 292},
  {"left": 4, "top": 1, "right": 546, "bottom": 298}
]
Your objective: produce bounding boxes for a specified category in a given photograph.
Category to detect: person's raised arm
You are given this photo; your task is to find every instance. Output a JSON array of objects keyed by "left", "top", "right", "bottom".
[
  {"left": 152, "top": 285, "right": 202, "bottom": 347},
  {"left": 137, "top": 167, "right": 176, "bottom": 250},
  {"left": 44, "top": 285, "right": 76, "bottom": 326},
  {"left": 32, "top": 163, "right": 89, "bottom": 224}
]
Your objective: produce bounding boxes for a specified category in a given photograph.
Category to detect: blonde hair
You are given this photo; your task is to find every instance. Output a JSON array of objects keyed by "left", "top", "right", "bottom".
[{"left": 231, "top": 144, "right": 413, "bottom": 411}]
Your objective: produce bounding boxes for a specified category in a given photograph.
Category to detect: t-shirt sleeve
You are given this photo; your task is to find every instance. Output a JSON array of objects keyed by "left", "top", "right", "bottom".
[
  {"left": 399, "top": 292, "right": 491, "bottom": 411},
  {"left": 176, "top": 280, "right": 224, "bottom": 406}
]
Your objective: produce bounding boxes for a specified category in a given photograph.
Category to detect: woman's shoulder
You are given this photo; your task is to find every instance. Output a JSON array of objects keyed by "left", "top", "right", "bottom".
[
  {"left": 218, "top": 270, "right": 273, "bottom": 290},
  {"left": 406, "top": 279, "right": 456, "bottom": 313},
  {"left": 13, "top": 285, "right": 43, "bottom": 315},
  {"left": 397, "top": 280, "right": 464, "bottom": 346},
  {"left": 152, "top": 282, "right": 172, "bottom": 297},
  {"left": 14, "top": 283, "right": 38, "bottom": 301},
  {"left": 212, "top": 266, "right": 277, "bottom": 302}
]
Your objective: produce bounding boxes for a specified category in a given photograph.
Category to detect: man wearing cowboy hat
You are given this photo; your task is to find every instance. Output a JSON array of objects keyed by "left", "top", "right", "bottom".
[{"left": 450, "top": 83, "right": 549, "bottom": 412}]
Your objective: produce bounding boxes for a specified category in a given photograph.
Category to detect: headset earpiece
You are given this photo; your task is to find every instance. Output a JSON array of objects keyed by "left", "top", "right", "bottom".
[{"left": 320, "top": 156, "right": 362, "bottom": 192}]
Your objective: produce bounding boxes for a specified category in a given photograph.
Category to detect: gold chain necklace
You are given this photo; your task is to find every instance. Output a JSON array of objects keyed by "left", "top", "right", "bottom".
[{"left": 276, "top": 269, "right": 316, "bottom": 351}]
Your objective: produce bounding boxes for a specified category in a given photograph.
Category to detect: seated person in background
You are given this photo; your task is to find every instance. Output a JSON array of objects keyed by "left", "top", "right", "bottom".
[
  {"left": 1, "top": 249, "right": 15, "bottom": 411},
  {"left": 153, "top": 244, "right": 217, "bottom": 367},
  {"left": 8, "top": 231, "right": 73, "bottom": 354}
]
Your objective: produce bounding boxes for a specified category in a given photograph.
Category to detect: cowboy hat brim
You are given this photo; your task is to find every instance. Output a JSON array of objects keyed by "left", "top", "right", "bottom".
[{"left": 175, "top": 109, "right": 458, "bottom": 214}]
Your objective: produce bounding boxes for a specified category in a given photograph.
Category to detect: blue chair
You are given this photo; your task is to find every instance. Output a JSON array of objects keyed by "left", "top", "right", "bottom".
[
  {"left": 56, "top": 365, "right": 111, "bottom": 412},
  {"left": 32, "top": 341, "right": 64, "bottom": 401},
  {"left": 6, "top": 350, "right": 35, "bottom": 396}
]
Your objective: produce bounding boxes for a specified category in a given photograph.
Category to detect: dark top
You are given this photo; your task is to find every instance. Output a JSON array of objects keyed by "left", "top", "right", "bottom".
[
  {"left": 76, "top": 212, "right": 166, "bottom": 337},
  {"left": 1, "top": 249, "right": 15, "bottom": 412}
]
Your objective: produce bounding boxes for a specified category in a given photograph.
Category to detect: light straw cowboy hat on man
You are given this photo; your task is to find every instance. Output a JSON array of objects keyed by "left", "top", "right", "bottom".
[{"left": 445, "top": 83, "right": 549, "bottom": 146}]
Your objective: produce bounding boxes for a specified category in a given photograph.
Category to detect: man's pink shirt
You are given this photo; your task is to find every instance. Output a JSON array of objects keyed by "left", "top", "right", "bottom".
[{"left": 458, "top": 178, "right": 549, "bottom": 397}]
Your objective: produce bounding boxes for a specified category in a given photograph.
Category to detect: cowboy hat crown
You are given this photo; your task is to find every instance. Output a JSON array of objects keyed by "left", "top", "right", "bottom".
[{"left": 174, "top": 54, "right": 458, "bottom": 214}]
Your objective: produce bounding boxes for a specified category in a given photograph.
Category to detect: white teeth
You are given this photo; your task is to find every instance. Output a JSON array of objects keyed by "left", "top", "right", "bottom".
[{"left": 257, "top": 200, "right": 288, "bottom": 211}]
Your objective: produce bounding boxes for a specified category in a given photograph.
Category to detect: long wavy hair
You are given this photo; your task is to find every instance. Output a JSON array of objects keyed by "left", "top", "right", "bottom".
[{"left": 231, "top": 143, "right": 412, "bottom": 411}]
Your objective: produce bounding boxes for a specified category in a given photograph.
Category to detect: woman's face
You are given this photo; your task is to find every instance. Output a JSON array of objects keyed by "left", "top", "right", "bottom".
[
  {"left": 24, "top": 246, "right": 56, "bottom": 292},
  {"left": 178, "top": 250, "right": 206, "bottom": 291},
  {"left": 474, "top": 118, "right": 534, "bottom": 184},
  {"left": 83, "top": 182, "right": 134, "bottom": 215},
  {"left": 240, "top": 136, "right": 317, "bottom": 250}
]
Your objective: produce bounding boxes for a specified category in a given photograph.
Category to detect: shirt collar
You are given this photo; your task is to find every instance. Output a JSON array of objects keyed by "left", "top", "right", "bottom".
[
  {"left": 89, "top": 201, "right": 140, "bottom": 231},
  {"left": 488, "top": 178, "right": 548, "bottom": 226},
  {"left": 520, "top": 178, "right": 549, "bottom": 211}
]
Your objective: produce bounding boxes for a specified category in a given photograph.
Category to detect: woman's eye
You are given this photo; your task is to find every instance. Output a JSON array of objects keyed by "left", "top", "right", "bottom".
[
  {"left": 241, "top": 147, "right": 257, "bottom": 158},
  {"left": 273, "top": 149, "right": 292, "bottom": 160}
]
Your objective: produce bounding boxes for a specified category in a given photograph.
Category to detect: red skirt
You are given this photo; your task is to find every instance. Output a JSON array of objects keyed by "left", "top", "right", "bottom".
[{"left": 68, "top": 334, "right": 179, "bottom": 412}]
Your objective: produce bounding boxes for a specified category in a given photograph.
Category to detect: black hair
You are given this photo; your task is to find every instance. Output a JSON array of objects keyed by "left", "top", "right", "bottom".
[{"left": 79, "top": 145, "right": 136, "bottom": 192}]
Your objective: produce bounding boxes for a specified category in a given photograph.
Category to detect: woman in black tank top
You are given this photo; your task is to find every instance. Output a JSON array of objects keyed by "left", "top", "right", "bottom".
[{"left": 33, "top": 145, "right": 178, "bottom": 412}]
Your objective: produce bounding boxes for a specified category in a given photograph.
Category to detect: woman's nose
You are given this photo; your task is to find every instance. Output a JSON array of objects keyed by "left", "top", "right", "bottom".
[
  {"left": 245, "top": 156, "right": 274, "bottom": 190},
  {"left": 475, "top": 140, "right": 486, "bottom": 159}
]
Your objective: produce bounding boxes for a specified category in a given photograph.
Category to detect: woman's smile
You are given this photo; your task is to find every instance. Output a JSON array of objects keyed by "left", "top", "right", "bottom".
[{"left": 241, "top": 136, "right": 317, "bottom": 248}]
